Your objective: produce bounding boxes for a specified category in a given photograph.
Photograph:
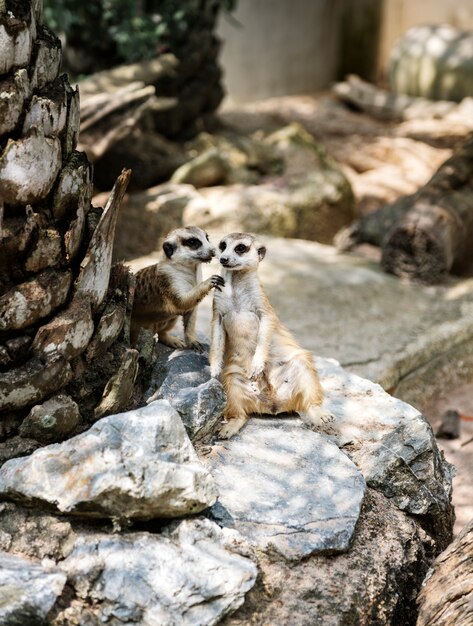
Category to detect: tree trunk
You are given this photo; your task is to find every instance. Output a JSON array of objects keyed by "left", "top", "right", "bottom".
[
  {"left": 336, "top": 133, "right": 473, "bottom": 283},
  {"left": 0, "top": 0, "right": 135, "bottom": 456}
]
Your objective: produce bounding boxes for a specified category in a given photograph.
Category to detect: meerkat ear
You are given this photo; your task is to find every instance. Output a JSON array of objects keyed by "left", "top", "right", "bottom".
[
  {"left": 163, "top": 241, "right": 176, "bottom": 258},
  {"left": 257, "top": 244, "right": 266, "bottom": 261}
]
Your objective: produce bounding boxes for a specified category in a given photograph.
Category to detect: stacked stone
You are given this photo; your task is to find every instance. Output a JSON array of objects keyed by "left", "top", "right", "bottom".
[{"left": 0, "top": 0, "right": 132, "bottom": 444}]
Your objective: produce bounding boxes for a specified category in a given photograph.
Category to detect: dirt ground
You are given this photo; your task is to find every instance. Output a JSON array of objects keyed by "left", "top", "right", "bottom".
[{"left": 220, "top": 93, "right": 473, "bottom": 535}]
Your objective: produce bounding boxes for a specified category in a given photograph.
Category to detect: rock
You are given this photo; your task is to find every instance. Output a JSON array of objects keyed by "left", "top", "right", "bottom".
[
  {"left": 205, "top": 417, "right": 365, "bottom": 561},
  {"left": 390, "top": 25, "right": 473, "bottom": 101},
  {"left": 417, "top": 518, "right": 473, "bottom": 626},
  {"left": 59, "top": 518, "right": 257, "bottom": 626},
  {"left": 0, "top": 551, "right": 66, "bottom": 625},
  {"left": 145, "top": 344, "right": 226, "bottom": 442},
  {"left": 19, "top": 393, "right": 80, "bottom": 443},
  {"left": 317, "top": 357, "right": 454, "bottom": 545},
  {"left": 109, "top": 183, "right": 202, "bottom": 261},
  {"left": 222, "top": 489, "right": 436, "bottom": 626},
  {"left": 94, "top": 348, "right": 139, "bottom": 419},
  {"left": 171, "top": 147, "right": 229, "bottom": 188},
  {"left": 184, "top": 124, "right": 356, "bottom": 244},
  {"left": 0, "top": 400, "right": 217, "bottom": 520}
]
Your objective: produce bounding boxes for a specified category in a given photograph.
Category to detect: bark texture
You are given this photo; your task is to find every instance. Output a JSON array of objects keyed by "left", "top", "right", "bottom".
[{"left": 0, "top": 0, "right": 133, "bottom": 454}]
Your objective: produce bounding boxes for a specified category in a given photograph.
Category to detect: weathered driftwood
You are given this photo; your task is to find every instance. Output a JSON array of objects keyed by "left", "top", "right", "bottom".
[
  {"left": 417, "top": 518, "right": 473, "bottom": 625},
  {"left": 333, "top": 74, "right": 469, "bottom": 122},
  {"left": 85, "top": 301, "right": 126, "bottom": 362},
  {"left": 94, "top": 348, "right": 139, "bottom": 419},
  {"left": 336, "top": 133, "right": 473, "bottom": 283},
  {"left": 79, "top": 88, "right": 175, "bottom": 165},
  {"left": 75, "top": 168, "right": 131, "bottom": 310}
]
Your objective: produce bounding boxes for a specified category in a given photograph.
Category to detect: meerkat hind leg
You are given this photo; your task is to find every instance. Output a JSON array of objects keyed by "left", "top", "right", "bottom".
[{"left": 301, "top": 405, "right": 336, "bottom": 429}]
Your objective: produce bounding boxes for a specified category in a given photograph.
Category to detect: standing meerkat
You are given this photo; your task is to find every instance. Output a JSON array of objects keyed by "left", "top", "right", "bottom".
[
  {"left": 131, "top": 226, "right": 224, "bottom": 350},
  {"left": 210, "top": 232, "right": 329, "bottom": 439}
]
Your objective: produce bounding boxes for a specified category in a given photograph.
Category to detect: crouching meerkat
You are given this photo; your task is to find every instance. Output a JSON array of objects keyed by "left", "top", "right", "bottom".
[
  {"left": 131, "top": 226, "right": 224, "bottom": 350},
  {"left": 210, "top": 232, "right": 330, "bottom": 439}
]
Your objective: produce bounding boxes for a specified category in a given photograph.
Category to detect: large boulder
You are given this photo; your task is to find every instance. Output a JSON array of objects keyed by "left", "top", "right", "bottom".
[
  {"left": 389, "top": 25, "right": 473, "bottom": 101},
  {"left": 222, "top": 489, "right": 437, "bottom": 626},
  {"left": 0, "top": 400, "right": 217, "bottom": 520}
]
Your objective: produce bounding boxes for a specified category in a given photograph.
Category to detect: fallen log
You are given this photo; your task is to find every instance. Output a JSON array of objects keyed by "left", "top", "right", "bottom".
[
  {"left": 336, "top": 133, "right": 473, "bottom": 283},
  {"left": 417, "top": 518, "right": 473, "bottom": 626},
  {"left": 333, "top": 74, "right": 472, "bottom": 122}
]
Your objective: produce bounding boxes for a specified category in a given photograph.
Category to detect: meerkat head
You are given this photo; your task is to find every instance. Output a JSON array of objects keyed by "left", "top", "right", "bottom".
[
  {"left": 218, "top": 233, "right": 266, "bottom": 272},
  {"left": 162, "top": 226, "right": 216, "bottom": 265}
]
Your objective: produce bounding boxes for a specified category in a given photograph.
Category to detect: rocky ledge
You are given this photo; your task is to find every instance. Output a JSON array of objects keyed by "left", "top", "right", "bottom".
[{"left": 0, "top": 352, "right": 454, "bottom": 625}]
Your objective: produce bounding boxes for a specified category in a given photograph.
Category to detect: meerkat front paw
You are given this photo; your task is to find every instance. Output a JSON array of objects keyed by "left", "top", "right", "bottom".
[
  {"left": 249, "top": 359, "right": 265, "bottom": 381},
  {"left": 218, "top": 416, "right": 248, "bottom": 439},
  {"left": 210, "top": 365, "right": 222, "bottom": 379},
  {"left": 208, "top": 275, "right": 225, "bottom": 292}
]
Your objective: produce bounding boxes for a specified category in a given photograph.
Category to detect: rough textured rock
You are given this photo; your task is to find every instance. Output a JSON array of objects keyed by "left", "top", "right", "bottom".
[
  {"left": 222, "top": 489, "right": 436, "bottom": 626},
  {"left": 18, "top": 393, "right": 80, "bottom": 443},
  {"left": 184, "top": 124, "right": 356, "bottom": 244},
  {"left": 317, "top": 357, "right": 454, "bottom": 545},
  {"left": 0, "top": 551, "right": 66, "bottom": 625},
  {"left": 58, "top": 519, "right": 257, "bottom": 626},
  {"left": 390, "top": 25, "right": 473, "bottom": 101},
  {"left": 145, "top": 344, "right": 226, "bottom": 442},
  {"left": 417, "top": 518, "right": 473, "bottom": 626},
  {"left": 205, "top": 417, "right": 365, "bottom": 561},
  {"left": 0, "top": 400, "right": 217, "bottom": 520}
]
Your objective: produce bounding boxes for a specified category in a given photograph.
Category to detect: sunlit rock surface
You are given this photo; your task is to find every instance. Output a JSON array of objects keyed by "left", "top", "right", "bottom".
[
  {"left": 0, "top": 400, "right": 217, "bottom": 519},
  {"left": 0, "top": 551, "right": 66, "bottom": 624},
  {"left": 205, "top": 418, "right": 365, "bottom": 561},
  {"left": 60, "top": 519, "right": 257, "bottom": 626},
  {"left": 318, "top": 357, "right": 453, "bottom": 526}
]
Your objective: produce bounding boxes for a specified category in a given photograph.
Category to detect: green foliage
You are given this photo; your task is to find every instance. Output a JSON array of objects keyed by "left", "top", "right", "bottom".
[{"left": 43, "top": 0, "right": 238, "bottom": 68}]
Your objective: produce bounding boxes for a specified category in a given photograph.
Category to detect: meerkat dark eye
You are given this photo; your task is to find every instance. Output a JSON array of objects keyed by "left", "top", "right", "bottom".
[
  {"left": 184, "top": 237, "right": 202, "bottom": 249},
  {"left": 235, "top": 244, "right": 248, "bottom": 255},
  {"left": 219, "top": 241, "right": 227, "bottom": 251}
]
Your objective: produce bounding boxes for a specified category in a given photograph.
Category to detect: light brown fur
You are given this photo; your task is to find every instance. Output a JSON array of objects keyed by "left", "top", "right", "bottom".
[
  {"left": 131, "top": 226, "right": 224, "bottom": 350},
  {"left": 210, "top": 233, "right": 328, "bottom": 439}
]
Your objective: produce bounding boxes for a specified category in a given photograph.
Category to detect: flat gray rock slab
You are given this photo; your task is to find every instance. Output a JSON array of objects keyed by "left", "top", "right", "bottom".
[
  {"left": 205, "top": 418, "right": 365, "bottom": 561},
  {"left": 60, "top": 518, "right": 257, "bottom": 626},
  {"left": 0, "top": 400, "right": 217, "bottom": 520},
  {"left": 0, "top": 551, "right": 66, "bottom": 624},
  {"left": 317, "top": 357, "right": 453, "bottom": 517}
]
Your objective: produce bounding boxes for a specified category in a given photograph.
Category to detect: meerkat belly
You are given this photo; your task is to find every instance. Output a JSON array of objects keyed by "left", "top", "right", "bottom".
[{"left": 223, "top": 311, "right": 258, "bottom": 367}]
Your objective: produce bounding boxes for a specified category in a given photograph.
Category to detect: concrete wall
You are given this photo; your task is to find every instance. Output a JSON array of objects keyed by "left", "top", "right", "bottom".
[{"left": 217, "top": 0, "right": 345, "bottom": 104}]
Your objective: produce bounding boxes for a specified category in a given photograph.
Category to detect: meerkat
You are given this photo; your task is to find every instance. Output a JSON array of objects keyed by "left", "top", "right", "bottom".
[
  {"left": 210, "top": 232, "right": 330, "bottom": 439},
  {"left": 131, "top": 226, "right": 224, "bottom": 351}
]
